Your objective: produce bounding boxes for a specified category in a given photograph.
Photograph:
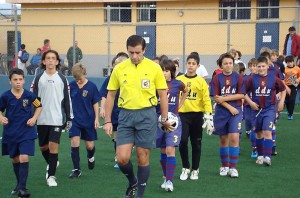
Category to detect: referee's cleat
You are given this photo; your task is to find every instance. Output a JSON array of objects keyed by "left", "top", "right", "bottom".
[
  {"left": 88, "top": 157, "right": 95, "bottom": 170},
  {"left": 17, "top": 189, "right": 30, "bottom": 198},
  {"left": 11, "top": 188, "right": 18, "bottom": 195},
  {"left": 271, "top": 146, "right": 277, "bottom": 156},
  {"left": 69, "top": 169, "right": 82, "bottom": 178},
  {"left": 124, "top": 178, "right": 138, "bottom": 198}
]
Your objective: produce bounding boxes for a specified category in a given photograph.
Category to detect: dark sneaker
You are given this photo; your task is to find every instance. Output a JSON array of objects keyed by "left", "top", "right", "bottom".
[
  {"left": 17, "top": 189, "right": 30, "bottom": 197},
  {"left": 124, "top": 179, "right": 138, "bottom": 198},
  {"left": 69, "top": 169, "right": 82, "bottom": 178},
  {"left": 272, "top": 146, "right": 277, "bottom": 156},
  {"left": 11, "top": 188, "right": 18, "bottom": 196},
  {"left": 246, "top": 131, "right": 250, "bottom": 139},
  {"left": 88, "top": 157, "right": 95, "bottom": 170}
]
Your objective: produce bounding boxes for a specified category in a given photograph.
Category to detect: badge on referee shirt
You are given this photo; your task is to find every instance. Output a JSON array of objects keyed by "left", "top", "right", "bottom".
[
  {"left": 23, "top": 99, "right": 29, "bottom": 107},
  {"left": 142, "top": 80, "right": 150, "bottom": 89}
]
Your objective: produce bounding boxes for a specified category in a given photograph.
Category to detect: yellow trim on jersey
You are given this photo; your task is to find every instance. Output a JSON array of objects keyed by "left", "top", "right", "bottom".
[
  {"left": 176, "top": 75, "right": 212, "bottom": 113},
  {"left": 108, "top": 57, "right": 167, "bottom": 109}
]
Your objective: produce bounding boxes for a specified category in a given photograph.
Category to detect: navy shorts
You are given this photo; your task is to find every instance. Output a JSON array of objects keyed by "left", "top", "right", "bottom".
[
  {"left": 253, "top": 106, "right": 276, "bottom": 133},
  {"left": 213, "top": 106, "right": 243, "bottom": 135},
  {"left": 156, "top": 117, "right": 182, "bottom": 148},
  {"left": 69, "top": 125, "right": 98, "bottom": 141},
  {"left": 2, "top": 139, "right": 35, "bottom": 158},
  {"left": 117, "top": 107, "right": 157, "bottom": 149},
  {"left": 37, "top": 125, "right": 63, "bottom": 146}
]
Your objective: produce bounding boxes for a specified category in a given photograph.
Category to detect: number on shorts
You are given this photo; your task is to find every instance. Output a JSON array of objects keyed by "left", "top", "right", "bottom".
[{"left": 173, "top": 135, "right": 178, "bottom": 143}]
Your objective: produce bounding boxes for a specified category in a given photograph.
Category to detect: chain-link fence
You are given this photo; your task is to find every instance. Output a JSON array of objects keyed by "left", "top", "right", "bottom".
[{"left": 0, "top": 5, "right": 299, "bottom": 77}]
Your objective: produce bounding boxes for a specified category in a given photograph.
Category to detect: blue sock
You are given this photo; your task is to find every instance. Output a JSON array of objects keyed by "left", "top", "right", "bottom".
[
  {"left": 13, "top": 162, "right": 20, "bottom": 186},
  {"left": 229, "top": 147, "right": 239, "bottom": 169},
  {"left": 256, "top": 138, "right": 264, "bottom": 156},
  {"left": 71, "top": 147, "right": 80, "bottom": 170},
  {"left": 160, "top": 153, "right": 167, "bottom": 177},
  {"left": 137, "top": 165, "right": 150, "bottom": 198},
  {"left": 219, "top": 147, "right": 229, "bottom": 167},
  {"left": 272, "top": 127, "right": 276, "bottom": 146},
  {"left": 119, "top": 161, "right": 136, "bottom": 186},
  {"left": 250, "top": 132, "right": 257, "bottom": 148},
  {"left": 264, "top": 139, "right": 273, "bottom": 158},
  {"left": 166, "top": 156, "right": 176, "bottom": 182},
  {"left": 87, "top": 146, "right": 95, "bottom": 159},
  {"left": 18, "top": 162, "right": 29, "bottom": 190}
]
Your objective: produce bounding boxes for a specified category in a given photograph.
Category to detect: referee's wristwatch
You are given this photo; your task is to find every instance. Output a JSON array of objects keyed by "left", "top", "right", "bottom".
[{"left": 161, "top": 117, "right": 168, "bottom": 123}]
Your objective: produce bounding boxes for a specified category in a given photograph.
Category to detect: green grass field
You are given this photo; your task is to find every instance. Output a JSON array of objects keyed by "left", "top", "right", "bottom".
[{"left": 0, "top": 107, "right": 300, "bottom": 198}]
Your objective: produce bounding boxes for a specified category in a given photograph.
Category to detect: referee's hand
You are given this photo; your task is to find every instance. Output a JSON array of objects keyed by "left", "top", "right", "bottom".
[{"left": 103, "top": 122, "right": 113, "bottom": 138}]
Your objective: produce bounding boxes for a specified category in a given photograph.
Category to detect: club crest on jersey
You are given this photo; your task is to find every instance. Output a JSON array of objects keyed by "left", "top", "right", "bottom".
[
  {"left": 82, "top": 90, "right": 88, "bottom": 97},
  {"left": 261, "top": 81, "right": 265, "bottom": 86},
  {"left": 226, "top": 80, "right": 230, "bottom": 85},
  {"left": 123, "top": 80, "right": 127, "bottom": 84},
  {"left": 187, "top": 82, "right": 191, "bottom": 87},
  {"left": 142, "top": 79, "right": 150, "bottom": 88},
  {"left": 23, "top": 99, "right": 29, "bottom": 107}
]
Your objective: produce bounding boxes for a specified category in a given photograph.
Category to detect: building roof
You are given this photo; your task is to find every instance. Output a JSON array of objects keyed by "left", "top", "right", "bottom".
[{"left": 7, "top": 0, "right": 174, "bottom": 3}]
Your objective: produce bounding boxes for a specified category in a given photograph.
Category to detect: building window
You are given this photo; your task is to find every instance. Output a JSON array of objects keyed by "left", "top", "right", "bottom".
[
  {"left": 257, "top": 0, "right": 279, "bottom": 19},
  {"left": 219, "top": 0, "right": 251, "bottom": 20},
  {"left": 105, "top": 3, "right": 131, "bottom": 22},
  {"left": 137, "top": 2, "right": 156, "bottom": 22}
]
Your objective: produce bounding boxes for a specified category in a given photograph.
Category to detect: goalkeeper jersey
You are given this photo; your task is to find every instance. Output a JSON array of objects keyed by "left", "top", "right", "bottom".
[
  {"left": 176, "top": 74, "right": 212, "bottom": 114},
  {"left": 31, "top": 71, "right": 73, "bottom": 126}
]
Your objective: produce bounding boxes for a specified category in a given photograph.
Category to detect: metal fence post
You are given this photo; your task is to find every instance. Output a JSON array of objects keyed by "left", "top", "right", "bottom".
[
  {"left": 227, "top": 6, "right": 231, "bottom": 52},
  {"left": 182, "top": 22, "right": 186, "bottom": 71},
  {"left": 107, "top": 5, "right": 111, "bottom": 76},
  {"left": 73, "top": 24, "right": 76, "bottom": 69},
  {"left": 14, "top": 5, "right": 18, "bottom": 67}
]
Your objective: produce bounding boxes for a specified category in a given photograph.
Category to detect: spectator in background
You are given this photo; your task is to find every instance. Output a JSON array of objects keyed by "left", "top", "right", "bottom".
[
  {"left": 173, "top": 59, "right": 184, "bottom": 77},
  {"left": 152, "top": 57, "right": 160, "bottom": 64},
  {"left": 17, "top": 44, "right": 27, "bottom": 73},
  {"left": 189, "top": 52, "right": 209, "bottom": 79},
  {"left": 283, "top": 26, "right": 300, "bottom": 57},
  {"left": 271, "top": 49, "right": 285, "bottom": 76},
  {"left": 41, "top": 39, "right": 51, "bottom": 54},
  {"left": 27, "top": 48, "right": 42, "bottom": 75},
  {"left": 67, "top": 41, "right": 83, "bottom": 76}
]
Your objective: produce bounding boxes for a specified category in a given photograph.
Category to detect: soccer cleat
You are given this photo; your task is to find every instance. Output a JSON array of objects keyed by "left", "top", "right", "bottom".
[
  {"left": 124, "top": 178, "right": 138, "bottom": 198},
  {"left": 264, "top": 156, "right": 271, "bottom": 166},
  {"left": 251, "top": 150, "right": 258, "bottom": 158},
  {"left": 46, "top": 161, "right": 60, "bottom": 179},
  {"left": 11, "top": 188, "right": 18, "bottom": 195},
  {"left": 179, "top": 168, "right": 190, "bottom": 181},
  {"left": 272, "top": 146, "right": 277, "bottom": 156},
  {"left": 164, "top": 180, "right": 174, "bottom": 192},
  {"left": 288, "top": 115, "right": 294, "bottom": 120},
  {"left": 69, "top": 169, "right": 82, "bottom": 178},
  {"left": 228, "top": 168, "right": 239, "bottom": 178},
  {"left": 161, "top": 177, "right": 166, "bottom": 189},
  {"left": 88, "top": 157, "right": 95, "bottom": 170},
  {"left": 17, "top": 189, "right": 30, "bottom": 198},
  {"left": 190, "top": 169, "right": 199, "bottom": 180},
  {"left": 47, "top": 176, "right": 58, "bottom": 187},
  {"left": 219, "top": 167, "right": 229, "bottom": 176},
  {"left": 256, "top": 156, "right": 264, "bottom": 165}
]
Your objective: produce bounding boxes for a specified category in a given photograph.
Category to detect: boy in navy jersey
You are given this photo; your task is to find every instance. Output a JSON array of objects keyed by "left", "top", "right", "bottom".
[
  {"left": 0, "top": 68, "right": 42, "bottom": 197},
  {"left": 156, "top": 59, "right": 188, "bottom": 192},
  {"left": 210, "top": 53, "right": 245, "bottom": 178},
  {"left": 245, "top": 56, "right": 286, "bottom": 166},
  {"left": 68, "top": 63, "right": 101, "bottom": 178}
]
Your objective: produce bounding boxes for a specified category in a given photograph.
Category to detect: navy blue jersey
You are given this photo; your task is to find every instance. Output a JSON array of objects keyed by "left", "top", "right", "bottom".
[
  {"left": 269, "top": 64, "right": 284, "bottom": 80},
  {"left": 0, "top": 89, "right": 40, "bottom": 144},
  {"left": 99, "top": 76, "right": 120, "bottom": 125},
  {"left": 156, "top": 79, "right": 186, "bottom": 115},
  {"left": 246, "top": 74, "right": 285, "bottom": 108},
  {"left": 243, "top": 74, "right": 251, "bottom": 106},
  {"left": 70, "top": 80, "right": 101, "bottom": 128},
  {"left": 210, "top": 72, "right": 245, "bottom": 108}
]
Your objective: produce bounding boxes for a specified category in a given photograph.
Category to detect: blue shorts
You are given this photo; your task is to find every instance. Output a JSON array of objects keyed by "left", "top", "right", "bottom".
[
  {"left": 2, "top": 139, "right": 35, "bottom": 158},
  {"left": 156, "top": 118, "right": 182, "bottom": 148},
  {"left": 117, "top": 107, "right": 157, "bottom": 149},
  {"left": 213, "top": 106, "right": 243, "bottom": 135},
  {"left": 253, "top": 106, "right": 276, "bottom": 133},
  {"left": 69, "top": 125, "right": 98, "bottom": 141},
  {"left": 244, "top": 105, "right": 256, "bottom": 132}
]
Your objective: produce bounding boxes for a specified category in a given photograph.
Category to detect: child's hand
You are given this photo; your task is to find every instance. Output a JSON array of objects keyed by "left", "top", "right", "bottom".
[
  {"left": 99, "top": 108, "right": 105, "bottom": 119},
  {"left": 27, "top": 117, "right": 36, "bottom": 127},
  {"left": 94, "top": 119, "right": 100, "bottom": 130},
  {"left": 277, "top": 102, "right": 284, "bottom": 112},
  {"left": 229, "top": 107, "right": 239, "bottom": 116},
  {"left": 214, "top": 95, "right": 225, "bottom": 104},
  {"left": 0, "top": 116, "right": 8, "bottom": 125},
  {"left": 250, "top": 102, "right": 259, "bottom": 111}
]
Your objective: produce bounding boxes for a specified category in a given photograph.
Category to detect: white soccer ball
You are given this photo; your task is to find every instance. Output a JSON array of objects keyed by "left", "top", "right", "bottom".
[{"left": 158, "top": 112, "right": 179, "bottom": 133}]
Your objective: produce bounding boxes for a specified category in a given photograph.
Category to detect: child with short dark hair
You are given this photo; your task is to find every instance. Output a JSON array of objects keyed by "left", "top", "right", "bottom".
[{"left": 0, "top": 68, "right": 42, "bottom": 197}]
